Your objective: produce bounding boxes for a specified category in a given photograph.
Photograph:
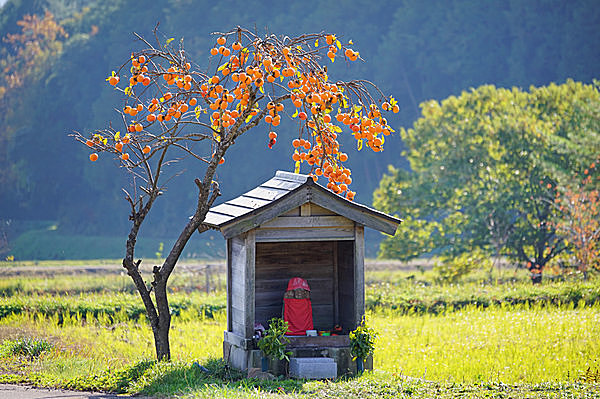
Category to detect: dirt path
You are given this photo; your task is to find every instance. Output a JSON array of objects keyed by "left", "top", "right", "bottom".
[{"left": 0, "top": 384, "right": 151, "bottom": 399}]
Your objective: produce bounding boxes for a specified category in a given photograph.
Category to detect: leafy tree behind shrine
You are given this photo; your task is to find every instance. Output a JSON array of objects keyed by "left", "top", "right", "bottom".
[{"left": 374, "top": 81, "right": 600, "bottom": 282}]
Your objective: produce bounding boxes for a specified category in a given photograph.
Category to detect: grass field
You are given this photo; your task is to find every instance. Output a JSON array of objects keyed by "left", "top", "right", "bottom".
[{"left": 1, "top": 261, "right": 599, "bottom": 398}]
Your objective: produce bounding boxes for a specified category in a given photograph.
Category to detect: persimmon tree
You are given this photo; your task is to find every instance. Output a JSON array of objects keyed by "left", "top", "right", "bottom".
[
  {"left": 73, "top": 27, "right": 397, "bottom": 360},
  {"left": 553, "top": 162, "right": 600, "bottom": 277}
]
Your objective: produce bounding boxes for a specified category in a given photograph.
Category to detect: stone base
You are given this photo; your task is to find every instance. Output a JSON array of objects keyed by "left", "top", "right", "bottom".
[
  {"left": 289, "top": 357, "right": 337, "bottom": 379},
  {"left": 223, "top": 332, "right": 372, "bottom": 377},
  {"left": 231, "top": 348, "right": 372, "bottom": 377},
  {"left": 223, "top": 340, "right": 249, "bottom": 371}
]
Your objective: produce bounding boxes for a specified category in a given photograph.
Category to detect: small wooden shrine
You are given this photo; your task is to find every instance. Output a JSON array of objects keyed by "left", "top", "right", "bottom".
[{"left": 198, "top": 171, "right": 401, "bottom": 375}]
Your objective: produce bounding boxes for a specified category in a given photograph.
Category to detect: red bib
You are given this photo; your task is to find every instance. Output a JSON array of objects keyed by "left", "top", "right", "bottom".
[{"left": 284, "top": 298, "right": 313, "bottom": 335}]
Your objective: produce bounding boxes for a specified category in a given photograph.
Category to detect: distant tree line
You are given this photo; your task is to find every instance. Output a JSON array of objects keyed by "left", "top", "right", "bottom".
[{"left": 0, "top": 0, "right": 598, "bottom": 243}]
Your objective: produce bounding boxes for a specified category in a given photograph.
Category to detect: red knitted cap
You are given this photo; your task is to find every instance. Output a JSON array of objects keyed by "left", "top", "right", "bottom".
[{"left": 287, "top": 277, "right": 310, "bottom": 291}]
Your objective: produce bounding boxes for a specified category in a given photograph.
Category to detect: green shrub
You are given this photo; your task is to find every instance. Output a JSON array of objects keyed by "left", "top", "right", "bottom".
[
  {"left": 0, "top": 337, "right": 53, "bottom": 358},
  {"left": 433, "top": 250, "right": 491, "bottom": 283}
]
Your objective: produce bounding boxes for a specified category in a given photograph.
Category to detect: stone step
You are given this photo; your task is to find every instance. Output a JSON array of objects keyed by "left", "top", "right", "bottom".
[{"left": 289, "top": 357, "right": 337, "bottom": 379}]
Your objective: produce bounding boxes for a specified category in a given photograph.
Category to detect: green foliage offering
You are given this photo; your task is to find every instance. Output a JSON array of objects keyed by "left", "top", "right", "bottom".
[
  {"left": 375, "top": 81, "right": 600, "bottom": 280},
  {"left": 0, "top": 337, "right": 52, "bottom": 358},
  {"left": 349, "top": 318, "right": 378, "bottom": 361},
  {"left": 257, "top": 318, "right": 292, "bottom": 362}
]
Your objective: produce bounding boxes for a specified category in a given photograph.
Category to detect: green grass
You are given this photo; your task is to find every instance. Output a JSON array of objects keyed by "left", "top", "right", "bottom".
[
  {"left": 365, "top": 278, "right": 600, "bottom": 314},
  {"left": 372, "top": 304, "right": 600, "bottom": 383},
  {"left": 2, "top": 270, "right": 598, "bottom": 320},
  {"left": 0, "top": 292, "right": 226, "bottom": 324},
  {"left": 0, "top": 337, "right": 53, "bottom": 358},
  {"left": 2, "top": 359, "right": 599, "bottom": 398},
  {"left": 1, "top": 262, "right": 599, "bottom": 397},
  {"left": 1, "top": 303, "right": 598, "bottom": 387},
  {"left": 300, "top": 373, "right": 599, "bottom": 399}
]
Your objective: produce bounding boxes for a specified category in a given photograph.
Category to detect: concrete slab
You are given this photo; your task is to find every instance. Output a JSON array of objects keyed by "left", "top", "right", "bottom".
[{"left": 289, "top": 357, "right": 337, "bottom": 379}]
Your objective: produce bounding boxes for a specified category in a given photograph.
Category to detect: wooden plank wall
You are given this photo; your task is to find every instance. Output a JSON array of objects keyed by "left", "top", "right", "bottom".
[{"left": 255, "top": 241, "right": 340, "bottom": 330}]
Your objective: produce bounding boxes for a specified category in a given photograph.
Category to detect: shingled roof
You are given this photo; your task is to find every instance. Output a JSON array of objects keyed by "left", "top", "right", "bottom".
[{"left": 200, "top": 170, "right": 401, "bottom": 239}]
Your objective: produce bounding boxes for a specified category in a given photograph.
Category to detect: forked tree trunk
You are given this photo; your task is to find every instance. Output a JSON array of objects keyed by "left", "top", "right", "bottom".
[
  {"left": 140, "top": 180, "right": 220, "bottom": 360},
  {"left": 120, "top": 91, "right": 259, "bottom": 361}
]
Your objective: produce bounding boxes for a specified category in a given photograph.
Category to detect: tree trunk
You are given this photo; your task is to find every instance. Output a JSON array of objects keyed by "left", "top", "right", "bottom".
[
  {"left": 151, "top": 320, "right": 170, "bottom": 361},
  {"left": 153, "top": 270, "right": 172, "bottom": 360},
  {"left": 530, "top": 271, "right": 543, "bottom": 284},
  {"left": 528, "top": 262, "right": 544, "bottom": 284}
]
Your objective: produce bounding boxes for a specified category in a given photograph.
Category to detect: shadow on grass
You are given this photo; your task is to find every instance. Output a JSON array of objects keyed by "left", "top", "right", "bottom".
[
  {"left": 136, "top": 358, "right": 307, "bottom": 397},
  {"left": 64, "top": 359, "right": 156, "bottom": 393}
]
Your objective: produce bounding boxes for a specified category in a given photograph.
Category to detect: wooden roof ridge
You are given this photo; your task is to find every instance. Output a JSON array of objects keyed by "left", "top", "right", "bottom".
[{"left": 199, "top": 170, "right": 401, "bottom": 238}]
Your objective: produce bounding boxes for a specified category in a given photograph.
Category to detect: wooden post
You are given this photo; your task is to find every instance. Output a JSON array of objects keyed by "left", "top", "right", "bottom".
[
  {"left": 230, "top": 235, "right": 247, "bottom": 336},
  {"left": 333, "top": 241, "right": 339, "bottom": 325},
  {"left": 353, "top": 224, "right": 365, "bottom": 328},
  {"left": 244, "top": 230, "right": 256, "bottom": 339},
  {"left": 226, "top": 239, "right": 232, "bottom": 333}
]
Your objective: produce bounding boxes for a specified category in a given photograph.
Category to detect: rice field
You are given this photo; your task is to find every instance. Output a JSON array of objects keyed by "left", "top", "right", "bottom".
[
  {"left": 1, "top": 303, "right": 599, "bottom": 385},
  {"left": 1, "top": 262, "right": 599, "bottom": 397},
  {"left": 372, "top": 304, "right": 600, "bottom": 382}
]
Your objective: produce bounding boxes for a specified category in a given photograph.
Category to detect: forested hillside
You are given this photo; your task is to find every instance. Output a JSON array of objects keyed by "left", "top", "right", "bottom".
[{"left": 1, "top": 0, "right": 599, "bottom": 259}]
